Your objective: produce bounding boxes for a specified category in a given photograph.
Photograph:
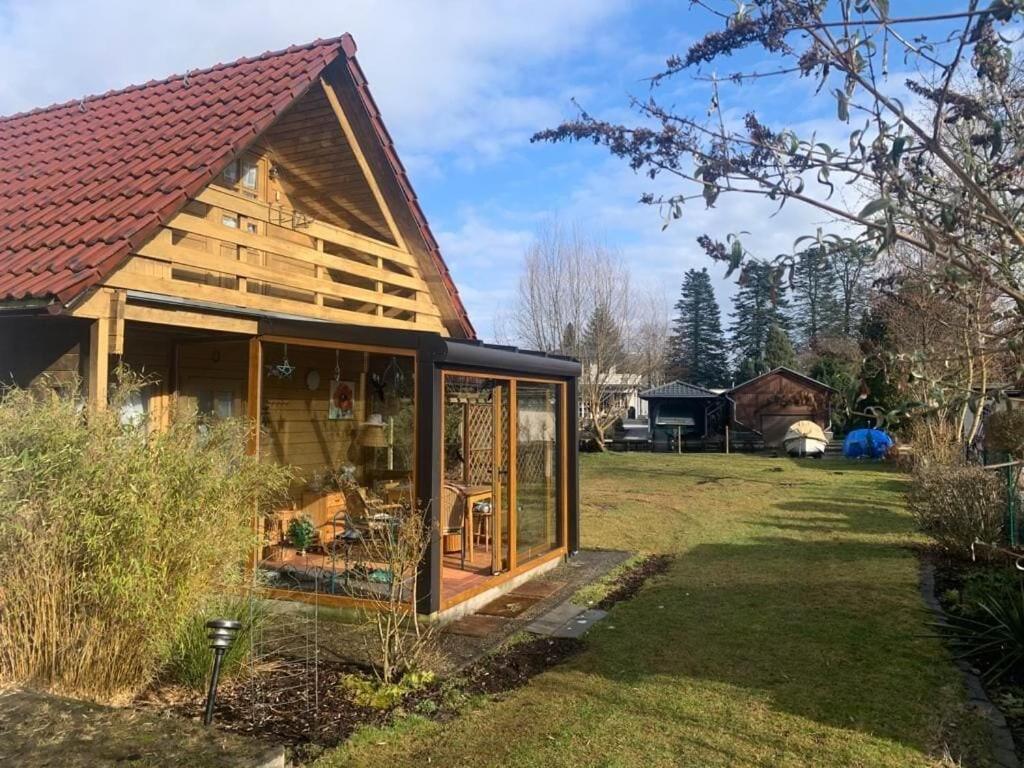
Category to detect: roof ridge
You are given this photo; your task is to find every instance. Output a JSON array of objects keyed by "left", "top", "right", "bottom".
[{"left": 0, "top": 35, "right": 347, "bottom": 124}]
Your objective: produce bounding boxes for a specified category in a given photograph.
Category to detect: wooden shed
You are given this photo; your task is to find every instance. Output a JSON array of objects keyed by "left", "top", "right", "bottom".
[
  {"left": 727, "top": 367, "right": 835, "bottom": 448},
  {"left": 639, "top": 380, "right": 725, "bottom": 451},
  {"left": 0, "top": 35, "right": 579, "bottom": 619}
]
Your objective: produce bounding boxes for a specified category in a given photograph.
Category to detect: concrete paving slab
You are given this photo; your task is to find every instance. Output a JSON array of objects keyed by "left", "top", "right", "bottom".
[
  {"left": 550, "top": 608, "right": 608, "bottom": 638},
  {"left": 524, "top": 601, "right": 585, "bottom": 636}
]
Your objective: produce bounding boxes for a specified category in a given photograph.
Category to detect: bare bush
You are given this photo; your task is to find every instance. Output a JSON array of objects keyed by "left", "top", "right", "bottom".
[
  {"left": 904, "top": 418, "right": 967, "bottom": 470},
  {"left": 350, "top": 492, "right": 438, "bottom": 685},
  {"left": 908, "top": 465, "right": 1004, "bottom": 558}
]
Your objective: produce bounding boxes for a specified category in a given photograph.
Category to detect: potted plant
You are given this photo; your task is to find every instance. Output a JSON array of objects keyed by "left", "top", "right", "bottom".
[{"left": 287, "top": 516, "right": 316, "bottom": 556}]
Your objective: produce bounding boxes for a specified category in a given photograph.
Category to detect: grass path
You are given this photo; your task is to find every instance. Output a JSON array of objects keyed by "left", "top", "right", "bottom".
[{"left": 317, "top": 454, "right": 990, "bottom": 767}]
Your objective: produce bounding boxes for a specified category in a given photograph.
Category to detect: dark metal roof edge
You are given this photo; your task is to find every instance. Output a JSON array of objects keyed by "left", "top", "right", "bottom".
[
  {"left": 639, "top": 379, "right": 720, "bottom": 399},
  {"left": 440, "top": 338, "right": 580, "bottom": 378}
]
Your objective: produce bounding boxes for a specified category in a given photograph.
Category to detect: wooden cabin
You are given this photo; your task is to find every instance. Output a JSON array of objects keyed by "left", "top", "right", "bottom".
[
  {"left": 727, "top": 367, "right": 835, "bottom": 448},
  {"left": 0, "top": 35, "right": 580, "bottom": 618}
]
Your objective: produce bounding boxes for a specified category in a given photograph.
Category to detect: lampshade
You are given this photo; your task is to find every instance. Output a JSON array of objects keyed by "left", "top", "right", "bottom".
[{"left": 359, "top": 421, "right": 388, "bottom": 448}]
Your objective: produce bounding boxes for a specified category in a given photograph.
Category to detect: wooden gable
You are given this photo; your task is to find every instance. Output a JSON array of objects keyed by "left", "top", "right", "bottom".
[{"left": 95, "top": 75, "right": 453, "bottom": 336}]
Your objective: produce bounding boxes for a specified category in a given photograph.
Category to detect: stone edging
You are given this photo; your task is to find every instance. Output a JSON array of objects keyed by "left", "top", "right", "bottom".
[{"left": 919, "top": 562, "right": 1020, "bottom": 768}]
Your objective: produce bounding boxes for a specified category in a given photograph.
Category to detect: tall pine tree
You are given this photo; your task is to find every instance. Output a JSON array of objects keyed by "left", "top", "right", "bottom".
[
  {"left": 729, "top": 261, "right": 790, "bottom": 378},
  {"left": 582, "top": 302, "right": 625, "bottom": 372},
  {"left": 764, "top": 323, "right": 797, "bottom": 369},
  {"left": 790, "top": 246, "right": 841, "bottom": 348},
  {"left": 666, "top": 268, "right": 730, "bottom": 387}
]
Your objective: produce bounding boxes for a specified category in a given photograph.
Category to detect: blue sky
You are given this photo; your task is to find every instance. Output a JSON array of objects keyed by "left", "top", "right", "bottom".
[{"left": 0, "top": 0, "right": 963, "bottom": 340}]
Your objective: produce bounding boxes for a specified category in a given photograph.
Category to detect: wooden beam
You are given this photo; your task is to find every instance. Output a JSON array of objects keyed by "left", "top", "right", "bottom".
[
  {"left": 195, "top": 186, "right": 414, "bottom": 268},
  {"left": 68, "top": 286, "right": 113, "bottom": 319},
  {"left": 319, "top": 77, "right": 407, "bottom": 250},
  {"left": 160, "top": 209, "right": 426, "bottom": 291},
  {"left": 123, "top": 303, "right": 258, "bottom": 335},
  {"left": 109, "top": 289, "right": 126, "bottom": 356},
  {"left": 87, "top": 317, "right": 110, "bottom": 411},
  {"left": 246, "top": 337, "right": 262, "bottom": 456},
  {"left": 102, "top": 266, "right": 445, "bottom": 333},
  {"left": 135, "top": 234, "right": 438, "bottom": 316}
]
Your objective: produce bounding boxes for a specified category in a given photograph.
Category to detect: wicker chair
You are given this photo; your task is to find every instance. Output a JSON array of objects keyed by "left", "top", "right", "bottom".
[
  {"left": 440, "top": 483, "right": 467, "bottom": 570},
  {"left": 342, "top": 484, "right": 401, "bottom": 536}
]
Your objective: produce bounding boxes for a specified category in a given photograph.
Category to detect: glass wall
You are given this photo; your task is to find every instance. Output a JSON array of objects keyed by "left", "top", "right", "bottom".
[
  {"left": 516, "top": 382, "right": 561, "bottom": 563},
  {"left": 441, "top": 373, "right": 564, "bottom": 604},
  {"left": 442, "top": 375, "right": 511, "bottom": 598},
  {"left": 257, "top": 340, "right": 416, "bottom": 601}
]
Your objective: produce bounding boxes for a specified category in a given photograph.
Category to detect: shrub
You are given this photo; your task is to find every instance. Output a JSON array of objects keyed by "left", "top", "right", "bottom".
[
  {"left": 0, "top": 377, "right": 290, "bottom": 702},
  {"left": 908, "top": 464, "right": 1004, "bottom": 557},
  {"left": 904, "top": 417, "right": 965, "bottom": 469},
  {"left": 988, "top": 409, "right": 1024, "bottom": 455},
  {"left": 939, "top": 578, "right": 1024, "bottom": 683},
  {"left": 341, "top": 669, "right": 435, "bottom": 709},
  {"left": 164, "top": 593, "right": 267, "bottom": 691}
]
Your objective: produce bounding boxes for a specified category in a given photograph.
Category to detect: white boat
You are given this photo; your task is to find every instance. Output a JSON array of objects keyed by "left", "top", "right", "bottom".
[{"left": 783, "top": 420, "right": 827, "bottom": 457}]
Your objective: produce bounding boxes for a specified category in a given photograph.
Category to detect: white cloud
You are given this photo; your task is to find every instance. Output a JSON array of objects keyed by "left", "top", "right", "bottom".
[{"left": 0, "top": 0, "right": 623, "bottom": 164}]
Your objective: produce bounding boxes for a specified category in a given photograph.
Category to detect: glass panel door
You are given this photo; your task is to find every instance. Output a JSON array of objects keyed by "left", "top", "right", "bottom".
[
  {"left": 515, "top": 381, "right": 561, "bottom": 563},
  {"left": 442, "top": 375, "right": 511, "bottom": 602}
]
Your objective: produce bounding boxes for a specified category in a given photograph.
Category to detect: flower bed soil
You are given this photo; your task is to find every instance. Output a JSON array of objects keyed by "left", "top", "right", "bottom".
[
  {"left": 595, "top": 554, "right": 674, "bottom": 610},
  {"left": 136, "top": 552, "right": 670, "bottom": 763}
]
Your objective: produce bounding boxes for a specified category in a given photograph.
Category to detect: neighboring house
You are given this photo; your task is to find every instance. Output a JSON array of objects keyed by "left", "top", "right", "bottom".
[
  {"left": 0, "top": 35, "right": 580, "bottom": 619},
  {"left": 578, "top": 366, "right": 648, "bottom": 420},
  {"left": 728, "top": 367, "right": 835, "bottom": 448},
  {"left": 639, "top": 380, "right": 725, "bottom": 451}
]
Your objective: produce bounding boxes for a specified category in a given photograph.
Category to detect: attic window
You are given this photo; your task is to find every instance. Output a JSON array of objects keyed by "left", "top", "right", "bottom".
[
  {"left": 240, "top": 159, "right": 258, "bottom": 190},
  {"left": 219, "top": 156, "right": 260, "bottom": 197},
  {"left": 222, "top": 162, "right": 239, "bottom": 185}
]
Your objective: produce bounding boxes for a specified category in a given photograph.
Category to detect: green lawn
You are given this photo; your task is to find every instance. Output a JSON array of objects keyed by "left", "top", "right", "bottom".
[{"left": 317, "top": 453, "right": 990, "bottom": 767}]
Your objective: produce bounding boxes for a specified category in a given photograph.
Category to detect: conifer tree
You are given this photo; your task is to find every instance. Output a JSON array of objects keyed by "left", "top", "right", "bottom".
[
  {"left": 764, "top": 323, "right": 797, "bottom": 369},
  {"left": 790, "top": 246, "right": 841, "bottom": 348},
  {"left": 666, "top": 268, "right": 730, "bottom": 387},
  {"left": 729, "top": 262, "right": 790, "bottom": 377}
]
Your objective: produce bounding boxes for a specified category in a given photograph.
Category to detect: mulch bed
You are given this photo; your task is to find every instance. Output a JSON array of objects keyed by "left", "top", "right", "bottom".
[
  {"left": 595, "top": 553, "right": 674, "bottom": 610},
  {"left": 461, "top": 636, "right": 585, "bottom": 695},
  {"left": 137, "top": 657, "right": 385, "bottom": 761},
  {"left": 135, "top": 553, "right": 671, "bottom": 762}
]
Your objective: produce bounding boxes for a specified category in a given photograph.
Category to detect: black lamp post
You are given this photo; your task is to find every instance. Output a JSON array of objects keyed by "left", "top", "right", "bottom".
[{"left": 203, "top": 618, "right": 241, "bottom": 726}]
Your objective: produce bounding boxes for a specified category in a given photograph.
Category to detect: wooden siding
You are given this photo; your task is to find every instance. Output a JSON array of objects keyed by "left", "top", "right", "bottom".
[
  {"left": 729, "top": 370, "right": 831, "bottom": 445},
  {"left": 96, "top": 79, "right": 449, "bottom": 336}
]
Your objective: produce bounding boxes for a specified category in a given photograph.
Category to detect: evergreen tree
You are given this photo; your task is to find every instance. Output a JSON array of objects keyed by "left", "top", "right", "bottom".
[
  {"left": 855, "top": 305, "right": 901, "bottom": 426},
  {"left": 764, "top": 323, "right": 797, "bottom": 369},
  {"left": 832, "top": 243, "right": 875, "bottom": 337},
  {"left": 729, "top": 261, "right": 790, "bottom": 377},
  {"left": 735, "top": 356, "right": 764, "bottom": 383},
  {"left": 790, "top": 246, "right": 841, "bottom": 348},
  {"left": 559, "top": 322, "right": 579, "bottom": 358},
  {"left": 582, "top": 302, "right": 624, "bottom": 371},
  {"left": 666, "top": 268, "right": 730, "bottom": 387}
]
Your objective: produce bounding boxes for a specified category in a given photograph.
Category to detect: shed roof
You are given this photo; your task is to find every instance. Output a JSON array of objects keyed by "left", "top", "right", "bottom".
[
  {"left": 728, "top": 367, "right": 836, "bottom": 394},
  {"left": 0, "top": 34, "right": 474, "bottom": 337},
  {"left": 639, "top": 380, "right": 720, "bottom": 399}
]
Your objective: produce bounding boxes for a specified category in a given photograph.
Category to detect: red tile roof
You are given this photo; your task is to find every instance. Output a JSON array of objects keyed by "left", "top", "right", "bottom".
[{"left": 0, "top": 34, "right": 474, "bottom": 338}]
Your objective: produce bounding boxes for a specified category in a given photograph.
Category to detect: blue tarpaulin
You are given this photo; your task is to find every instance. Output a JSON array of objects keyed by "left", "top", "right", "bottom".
[{"left": 843, "top": 428, "right": 894, "bottom": 459}]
